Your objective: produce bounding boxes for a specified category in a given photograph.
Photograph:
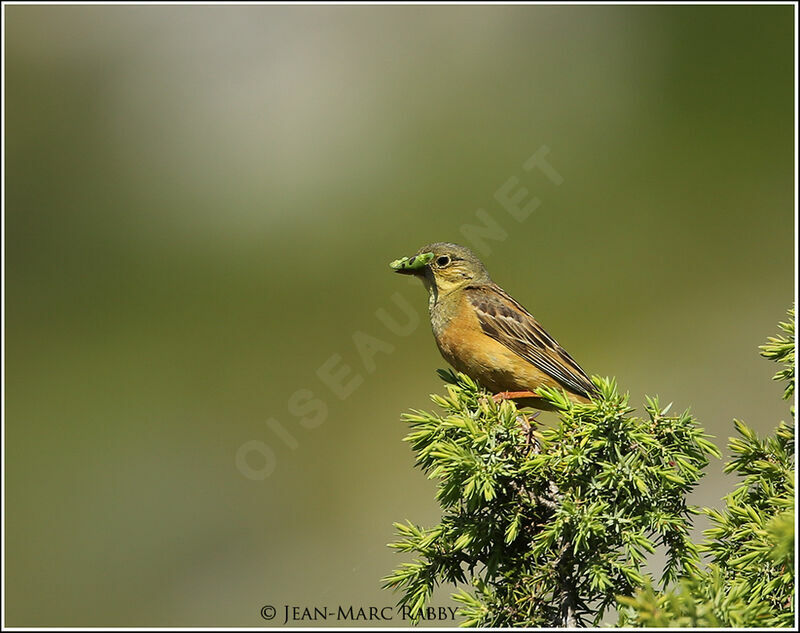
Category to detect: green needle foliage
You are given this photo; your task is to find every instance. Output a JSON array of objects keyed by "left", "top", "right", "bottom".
[
  {"left": 384, "top": 308, "right": 795, "bottom": 627},
  {"left": 383, "top": 373, "right": 719, "bottom": 626},
  {"left": 619, "top": 307, "right": 796, "bottom": 628},
  {"left": 760, "top": 308, "right": 795, "bottom": 404}
]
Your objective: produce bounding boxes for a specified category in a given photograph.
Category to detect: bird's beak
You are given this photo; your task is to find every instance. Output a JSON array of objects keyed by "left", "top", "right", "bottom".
[{"left": 389, "top": 252, "right": 434, "bottom": 275}]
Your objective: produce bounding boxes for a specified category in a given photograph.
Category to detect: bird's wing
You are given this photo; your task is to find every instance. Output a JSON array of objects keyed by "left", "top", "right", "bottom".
[{"left": 466, "top": 285, "right": 597, "bottom": 398}]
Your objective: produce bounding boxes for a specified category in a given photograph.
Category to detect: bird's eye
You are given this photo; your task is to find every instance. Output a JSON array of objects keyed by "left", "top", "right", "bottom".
[{"left": 436, "top": 256, "right": 450, "bottom": 267}]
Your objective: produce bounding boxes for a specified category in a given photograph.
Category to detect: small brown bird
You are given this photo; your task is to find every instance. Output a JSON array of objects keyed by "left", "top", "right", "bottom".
[{"left": 390, "top": 242, "right": 597, "bottom": 409}]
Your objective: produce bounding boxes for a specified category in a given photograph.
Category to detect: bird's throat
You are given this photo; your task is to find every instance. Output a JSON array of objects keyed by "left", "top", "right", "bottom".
[
  {"left": 420, "top": 274, "right": 439, "bottom": 311},
  {"left": 428, "top": 288, "right": 465, "bottom": 342}
]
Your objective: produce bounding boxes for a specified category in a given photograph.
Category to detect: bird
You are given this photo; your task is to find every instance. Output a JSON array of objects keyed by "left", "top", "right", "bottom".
[{"left": 390, "top": 242, "right": 597, "bottom": 410}]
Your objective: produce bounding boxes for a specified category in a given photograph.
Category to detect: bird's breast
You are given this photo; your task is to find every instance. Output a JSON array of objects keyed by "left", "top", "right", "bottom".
[{"left": 430, "top": 292, "right": 561, "bottom": 395}]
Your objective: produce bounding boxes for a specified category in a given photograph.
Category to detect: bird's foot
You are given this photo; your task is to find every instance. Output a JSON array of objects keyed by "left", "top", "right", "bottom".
[{"left": 492, "top": 390, "right": 540, "bottom": 403}]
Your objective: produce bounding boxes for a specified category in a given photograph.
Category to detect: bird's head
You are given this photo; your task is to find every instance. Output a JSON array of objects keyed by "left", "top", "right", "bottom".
[{"left": 390, "top": 242, "right": 491, "bottom": 298}]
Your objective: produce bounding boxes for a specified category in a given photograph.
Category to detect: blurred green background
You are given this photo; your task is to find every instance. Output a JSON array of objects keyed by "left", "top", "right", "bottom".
[{"left": 4, "top": 4, "right": 794, "bottom": 627}]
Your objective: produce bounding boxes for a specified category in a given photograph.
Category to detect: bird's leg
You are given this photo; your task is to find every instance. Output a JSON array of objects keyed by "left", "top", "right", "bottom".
[
  {"left": 516, "top": 411, "right": 541, "bottom": 454},
  {"left": 492, "top": 390, "right": 540, "bottom": 403},
  {"left": 493, "top": 391, "right": 542, "bottom": 451}
]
